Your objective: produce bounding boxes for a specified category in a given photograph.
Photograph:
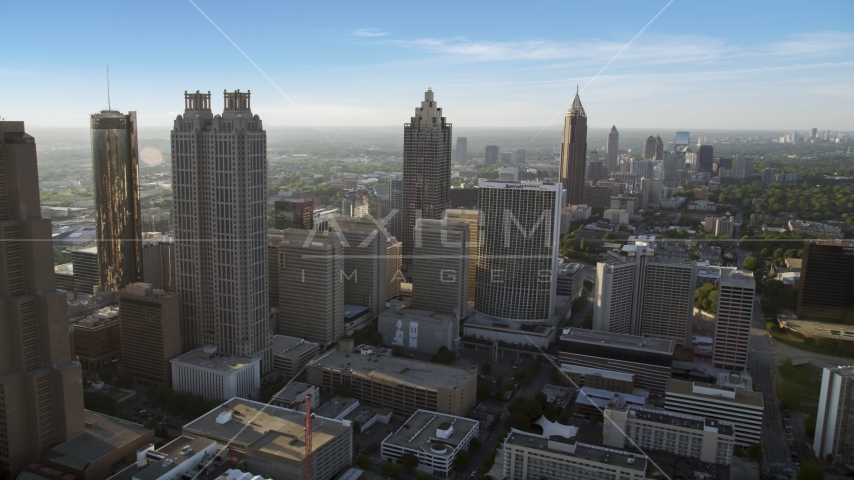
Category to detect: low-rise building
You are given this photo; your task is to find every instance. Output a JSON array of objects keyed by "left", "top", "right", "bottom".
[
  {"left": 603, "top": 404, "right": 735, "bottom": 465},
  {"left": 306, "top": 341, "right": 477, "bottom": 416},
  {"left": 378, "top": 305, "right": 459, "bottom": 355},
  {"left": 171, "top": 345, "right": 260, "bottom": 401},
  {"left": 559, "top": 364, "right": 634, "bottom": 393},
  {"left": 556, "top": 260, "right": 584, "bottom": 299},
  {"left": 381, "top": 410, "right": 478, "bottom": 478},
  {"left": 183, "top": 398, "right": 352, "bottom": 480},
  {"left": 503, "top": 429, "right": 647, "bottom": 480},
  {"left": 664, "top": 379, "right": 763, "bottom": 447},
  {"left": 315, "top": 396, "right": 360, "bottom": 421},
  {"left": 271, "top": 335, "right": 320, "bottom": 381},
  {"left": 270, "top": 382, "right": 319, "bottom": 412},
  {"left": 789, "top": 220, "right": 844, "bottom": 238}
]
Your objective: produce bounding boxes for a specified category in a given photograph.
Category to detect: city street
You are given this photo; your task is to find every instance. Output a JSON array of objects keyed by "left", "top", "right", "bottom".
[{"left": 749, "top": 296, "right": 794, "bottom": 478}]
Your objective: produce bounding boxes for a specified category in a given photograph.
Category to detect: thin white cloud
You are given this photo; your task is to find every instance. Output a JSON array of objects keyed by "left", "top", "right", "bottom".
[{"left": 353, "top": 28, "right": 388, "bottom": 37}]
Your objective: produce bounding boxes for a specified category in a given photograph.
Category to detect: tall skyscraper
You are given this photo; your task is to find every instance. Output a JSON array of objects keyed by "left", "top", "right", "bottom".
[
  {"left": 814, "top": 366, "right": 854, "bottom": 464},
  {"left": 484, "top": 145, "right": 499, "bottom": 165},
  {"left": 90, "top": 109, "right": 142, "bottom": 291},
  {"left": 389, "top": 173, "right": 403, "bottom": 240},
  {"left": 605, "top": 125, "right": 619, "bottom": 172},
  {"left": 172, "top": 90, "right": 271, "bottom": 371},
  {"left": 697, "top": 144, "right": 714, "bottom": 173},
  {"left": 654, "top": 135, "right": 664, "bottom": 160},
  {"left": 274, "top": 229, "right": 344, "bottom": 347},
  {"left": 712, "top": 270, "right": 755, "bottom": 371},
  {"left": 337, "top": 218, "right": 388, "bottom": 319},
  {"left": 643, "top": 136, "right": 656, "bottom": 160},
  {"left": 445, "top": 208, "right": 479, "bottom": 303},
  {"left": 810, "top": 128, "right": 818, "bottom": 140},
  {"left": 475, "top": 180, "right": 561, "bottom": 321},
  {"left": 455, "top": 137, "right": 468, "bottom": 163},
  {"left": 593, "top": 242, "right": 697, "bottom": 346},
  {"left": 142, "top": 233, "right": 175, "bottom": 292},
  {"left": 0, "top": 121, "right": 85, "bottom": 477},
  {"left": 516, "top": 148, "right": 527, "bottom": 165},
  {"left": 797, "top": 240, "right": 854, "bottom": 324},
  {"left": 402, "top": 89, "right": 452, "bottom": 276},
  {"left": 559, "top": 89, "right": 587, "bottom": 206},
  {"left": 273, "top": 198, "right": 313, "bottom": 230},
  {"left": 412, "top": 219, "right": 470, "bottom": 318}
]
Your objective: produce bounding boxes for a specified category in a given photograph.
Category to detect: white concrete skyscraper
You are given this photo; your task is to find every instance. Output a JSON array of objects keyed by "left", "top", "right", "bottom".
[
  {"left": 475, "top": 180, "right": 562, "bottom": 321},
  {"left": 172, "top": 90, "right": 271, "bottom": 372},
  {"left": 712, "top": 270, "right": 755, "bottom": 370}
]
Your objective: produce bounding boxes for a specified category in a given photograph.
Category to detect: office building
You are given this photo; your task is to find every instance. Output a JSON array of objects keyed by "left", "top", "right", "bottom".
[
  {"left": 733, "top": 154, "right": 753, "bottom": 179},
  {"left": 141, "top": 233, "right": 175, "bottom": 292},
  {"left": 90, "top": 109, "right": 142, "bottom": 291},
  {"left": 140, "top": 207, "right": 170, "bottom": 233},
  {"left": 412, "top": 219, "right": 470, "bottom": 317},
  {"left": 274, "top": 229, "right": 344, "bottom": 347},
  {"left": 500, "top": 152, "right": 512, "bottom": 164},
  {"left": 643, "top": 136, "right": 656, "bottom": 160},
  {"left": 583, "top": 185, "right": 613, "bottom": 208},
  {"left": 712, "top": 270, "right": 755, "bottom": 371},
  {"left": 379, "top": 305, "right": 459, "bottom": 355},
  {"left": 516, "top": 148, "right": 526, "bottom": 164},
  {"left": 389, "top": 173, "right": 403, "bottom": 240},
  {"left": 273, "top": 198, "right": 313, "bottom": 230},
  {"left": 118, "top": 283, "right": 181, "bottom": 387},
  {"left": 797, "top": 240, "right": 854, "bottom": 324},
  {"left": 654, "top": 135, "right": 664, "bottom": 160},
  {"left": 448, "top": 185, "right": 478, "bottom": 209},
  {"left": 455, "top": 136, "right": 468, "bottom": 163},
  {"left": 605, "top": 125, "right": 619, "bottom": 171},
  {"left": 386, "top": 237, "right": 402, "bottom": 299},
  {"left": 593, "top": 243, "right": 697, "bottom": 346},
  {"left": 381, "top": 410, "right": 479, "bottom": 477},
  {"left": 270, "top": 382, "right": 319, "bottom": 411},
  {"left": 697, "top": 144, "right": 714, "bottom": 172},
  {"left": 402, "top": 89, "right": 452, "bottom": 275},
  {"left": 559, "top": 89, "right": 588, "bottom": 206},
  {"left": 42, "top": 411, "right": 154, "bottom": 480},
  {"left": 172, "top": 90, "right": 271, "bottom": 371},
  {"left": 704, "top": 215, "right": 734, "bottom": 237},
  {"left": 559, "top": 364, "right": 634, "bottom": 393},
  {"left": 0, "top": 120, "right": 85, "bottom": 477},
  {"left": 183, "top": 398, "right": 352, "bottom": 480},
  {"left": 55, "top": 263, "right": 75, "bottom": 291},
  {"left": 445, "top": 209, "right": 479, "bottom": 302},
  {"left": 72, "top": 306, "right": 122, "bottom": 371},
  {"left": 271, "top": 335, "right": 320, "bottom": 382},
  {"left": 663, "top": 152, "right": 684, "bottom": 180},
  {"left": 814, "top": 366, "right": 854, "bottom": 465},
  {"left": 484, "top": 145, "right": 499, "bottom": 165},
  {"left": 503, "top": 429, "right": 647, "bottom": 480},
  {"left": 171, "top": 345, "right": 261, "bottom": 400},
  {"left": 603, "top": 404, "right": 735, "bottom": 465},
  {"left": 306, "top": 342, "right": 477, "bottom": 416},
  {"left": 586, "top": 161, "right": 607, "bottom": 183},
  {"left": 71, "top": 244, "right": 100, "bottom": 294},
  {"left": 475, "top": 180, "right": 561, "bottom": 321},
  {"left": 629, "top": 159, "right": 654, "bottom": 182},
  {"left": 664, "top": 379, "right": 763, "bottom": 447},
  {"left": 337, "top": 218, "right": 388, "bottom": 319},
  {"left": 558, "top": 328, "right": 674, "bottom": 395},
  {"left": 556, "top": 259, "right": 584, "bottom": 299}
]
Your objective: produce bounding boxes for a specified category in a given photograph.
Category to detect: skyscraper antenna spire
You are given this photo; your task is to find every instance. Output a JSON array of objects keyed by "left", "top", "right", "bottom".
[
  {"left": 107, "top": 64, "right": 111, "bottom": 111},
  {"left": 576, "top": 85, "right": 579, "bottom": 95}
]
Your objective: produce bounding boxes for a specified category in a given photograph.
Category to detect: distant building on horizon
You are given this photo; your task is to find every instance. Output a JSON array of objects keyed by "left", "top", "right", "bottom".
[
  {"left": 559, "top": 89, "right": 588, "bottom": 206},
  {"left": 643, "top": 135, "right": 656, "bottom": 160},
  {"left": 484, "top": 145, "right": 499, "bottom": 165},
  {"left": 455, "top": 136, "right": 467, "bottom": 163},
  {"left": 605, "top": 125, "right": 619, "bottom": 172}
]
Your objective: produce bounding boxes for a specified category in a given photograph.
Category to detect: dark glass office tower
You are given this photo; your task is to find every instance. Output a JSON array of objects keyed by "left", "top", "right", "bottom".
[
  {"left": 90, "top": 110, "right": 142, "bottom": 291},
  {"left": 698, "top": 144, "right": 714, "bottom": 173},
  {"left": 559, "top": 89, "right": 587, "bottom": 206},
  {"left": 402, "top": 89, "right": 452, "bottom": 275},
  {"left": 798, "top": 240, "right": 854, "bottom": 324}
]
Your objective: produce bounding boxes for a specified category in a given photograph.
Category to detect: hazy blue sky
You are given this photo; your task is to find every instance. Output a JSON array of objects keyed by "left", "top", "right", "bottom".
[{"left": 2, "top": 0, "right": 853, "bottom": 129}]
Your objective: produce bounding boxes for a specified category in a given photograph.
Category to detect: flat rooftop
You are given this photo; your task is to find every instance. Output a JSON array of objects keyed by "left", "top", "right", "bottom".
[
  {"left": 667, "top": 379, "right": 763, "bottom": 408},
  {"left": 344, "top": 304, "right": 371, "bottom": 320},
  {"left": 383, "top": 410, "right": 478, "bottom": 455},
  {"left": 778, "top": 316, "right": 854, "bottom": 341},
  {"left": 271, "top": 335, "right": 319, "bottom": 357},
  {"left": 560, "top": 364, "right": 634, "bottom": 382},
  {"left": 315, "top": 396, "right": 359, "bottom": 419},
  {"left": 135, "top": 437, "right": 215, "bottom": 480},
  {"left": 505, "top": 431, "right": 646, "bottom": 472},
  {"left": 46, "top": 411, "right": 150, "bottom": 469},
  {"left": 627, "top": 407, "right": 734, "bottom": 436},
  {"left": 560, "top": 328, "right": 675, "bottom": 355},
  {"left": 183, "top": 398, "right": 349, "bottom": 459},
  {"left": 170, "top": 346, "right": 259, "bottom": 373},
  {"left": 309, "top": 349, "right": 476, "bottom": 391},
  {"left": 719, "top": 269, "right": 755, "bottom": 288},
  {"left": 272, "top": 382, "right": 314, "bottom": 402},
  {"left": 379, "top": 306, "right": 456, "bottom": 323}
]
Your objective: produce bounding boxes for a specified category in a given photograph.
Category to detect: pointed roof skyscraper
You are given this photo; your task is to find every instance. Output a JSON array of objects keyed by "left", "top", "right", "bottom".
[
  {"left": 569, "top": 86, "right": 586, "bottom": 117},
  {"left": 560, "top": 87, "right": 588, "bottom": 206}
]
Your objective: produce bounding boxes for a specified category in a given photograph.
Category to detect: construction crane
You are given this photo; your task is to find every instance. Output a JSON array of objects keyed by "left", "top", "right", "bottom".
[{"left": 305, "top": 393, "right": 312, "bottom": 480}]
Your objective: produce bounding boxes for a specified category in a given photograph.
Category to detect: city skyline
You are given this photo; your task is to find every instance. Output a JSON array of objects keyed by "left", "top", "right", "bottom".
[{"left": 1, "top": 1, "right": 852, "bottom": 129}]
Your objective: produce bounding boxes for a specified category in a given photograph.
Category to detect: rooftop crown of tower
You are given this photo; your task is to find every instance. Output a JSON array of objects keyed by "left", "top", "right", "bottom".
[
  {"left": 224, "top": 89, "right": 251, "bottom": 112},
  {"left": 184, "top": 90, "right": 212, "bottom": 112}
]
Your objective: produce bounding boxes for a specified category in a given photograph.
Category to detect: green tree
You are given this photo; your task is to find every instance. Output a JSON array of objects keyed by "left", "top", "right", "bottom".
[
  {"left": 505, "top": 411, "right": 531, "bottom": 431},
  {"left": 453, "top": 450, "right": 471, "bottom": 471},
  {"left": 797, "top": 461, "right": 825, "bottom": 480},
  {"left": 481, "top": 362, "right": 492, "bottom": 375},
  {"left": 747, "top": 443, "right": 761, "bottom": 461},
  {"left": 382, "top": 462, "right": 403, "bottom": 479},
  {"left": 357, "top": 455, "right": 370, "bottom": 469},
  {"left": 743, "top": 256, "right": 763, "bottom": 271},
  {"left": 469, "top": 438, "right": 482, "bottom": 452},
  {"left": 416, "top": 474, "right": 430, "bottom": 480},
  {"left": 366, "top": 442, "right": 380, "bottom": 454},
  {"left": 367, "top": 331, "right": 384, "bottom": 346},
  {"left": 354, "top": 442, "right": 362, "bottom": 454},
  {"left": 400, "top": 453, "right": 419, "bottom": 473}
]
